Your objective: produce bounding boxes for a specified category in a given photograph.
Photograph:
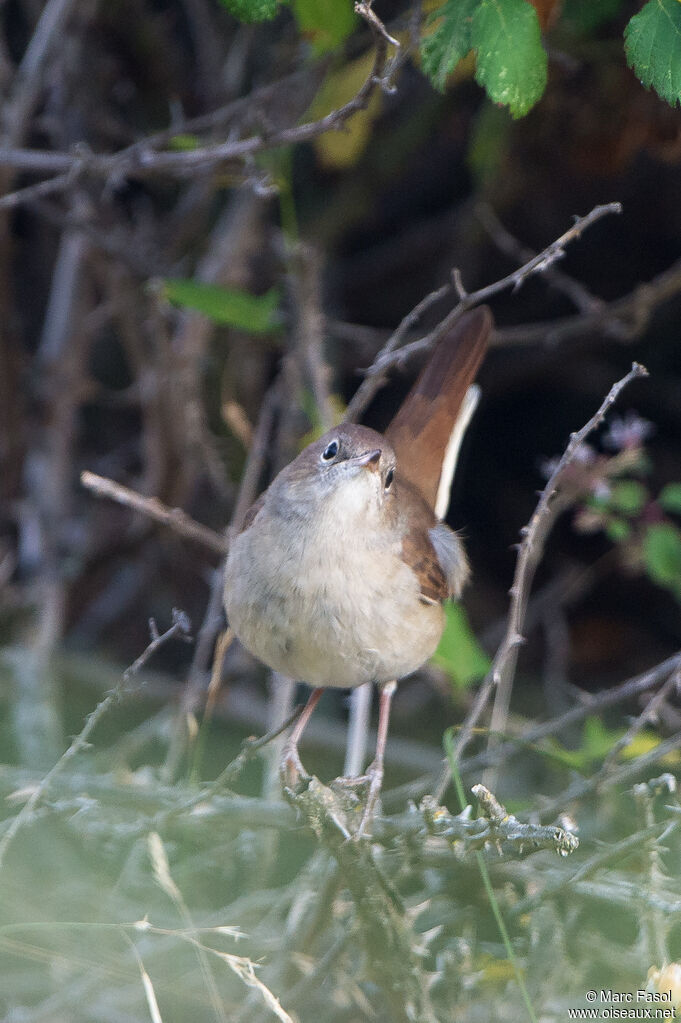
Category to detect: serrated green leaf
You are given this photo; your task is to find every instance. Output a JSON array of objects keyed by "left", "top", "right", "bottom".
[
  {"left": 420, "top": 0, "right": 478, "bottom": 93},
  {"left": 432, "top": 602, "right": 490, "bottom": 688},
  {"left": 609, "top": 479, "right": 648, "bottom": 515},
  {"left": 643, "top": 522, "right": 681, "bottom": 592},
  {"left": 659, "top": 482, "right": 681, "bottom": 515},
  {"left": 471, "top": 0, "right": 547, "bottom": 118},
  {"left": 292, "top": 0, "right": 356, "bottom": 55},
  {"left": 624, "top": 0, "right": 681, "bottom": 108},
  {"left": 162, "top": 280, "right": 282, "bottom": 333},
  {"left": 219, "top": 0, "right": 280, "bottom": 23}
]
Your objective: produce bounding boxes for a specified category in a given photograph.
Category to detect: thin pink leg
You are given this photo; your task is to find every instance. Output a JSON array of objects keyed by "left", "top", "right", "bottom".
[
  {"left": 281, "top": 687, "right": 323, "bottom": 786},
  {"left": 357, "top": 680, "right": 396, "bottom": 838}
]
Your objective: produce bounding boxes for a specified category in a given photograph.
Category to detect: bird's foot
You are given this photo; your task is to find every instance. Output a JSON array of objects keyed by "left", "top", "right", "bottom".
[
  {"left": 333, "top": 772, "right": 370, "bottom": 792},
  {"left": 280, "top": 742, "right": 310, "bottom": 790},
  {"left": 355, "top": 758, "right": 384, "bottom": 840}
]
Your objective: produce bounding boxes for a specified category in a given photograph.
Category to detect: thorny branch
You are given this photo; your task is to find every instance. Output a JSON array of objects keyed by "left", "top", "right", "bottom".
[
  {"left": 434, "top": 360, "right": 649, "bottom": 801},
  {"left": 346, "top": 203, "right": 622, "bottom": 421},
  {"left": 420, "top": 789, "right": 579, "bottom": 858}
]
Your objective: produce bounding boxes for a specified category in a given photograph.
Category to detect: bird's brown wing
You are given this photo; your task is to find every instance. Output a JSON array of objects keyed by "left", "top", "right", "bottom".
[{"left": 396, "top": 479, "right": 467, "bottom": 604}]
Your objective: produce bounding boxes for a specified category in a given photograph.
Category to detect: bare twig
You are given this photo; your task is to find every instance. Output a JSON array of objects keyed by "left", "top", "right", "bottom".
[
  {"left": 461, "top": 651, "right": 681, "bottom": 779},
  {"left": 432, "top": 361, "right": 648, "bottom": 802},
  {"left": 485, "top": 363, "right": 647, "bottom": 767},
  {"left": 346, "top": 203, "right": 622, "bottom": 421},
  {"left": 211, "top": 702, "right": 306, "bottom": 792},
  {"left": 476, "top": 202, "right": 605, "bottom": 316},
  {"left": 230, "top": 382, "right": 280, "bottom": 533},
  {"left": 80, "top": 470, "right": 227, "bottom": 554},
  {"left": 494, "top": 253, "right": 681, "bottom": 348},
  {"left": 330, "top": 247, "right": 681, "bottom": 360},
  {"left": 536, "top": 730, "right": 681, "bottom": 820},
  {"left": 288, "top": 243, "right": 335, "bottom": 433},
  {"left": 600, "top": 664, "right": 681, "bottom": 775},
  {"left": 0, "top": 5, "right": 399, "bottom": 210},
  {"left": 345, "top": 276, "right": 455, "bottom": 422},
  {"left": 124, "top": 609, "right": 193, "bottom": 680},
  {"left": 384, "top": 651, "right": 681, "bottom": 810},
  {"left": 2, "top": 0, "right": 80, "bottom": 149}
]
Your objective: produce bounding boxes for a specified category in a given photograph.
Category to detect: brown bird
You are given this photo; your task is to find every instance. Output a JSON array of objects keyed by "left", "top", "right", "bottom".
[{"left": 224, "top": 306, "right": 492, "bottom": 834}]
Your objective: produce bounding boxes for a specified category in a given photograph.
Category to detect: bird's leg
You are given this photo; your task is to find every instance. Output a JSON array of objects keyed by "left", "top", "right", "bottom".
[
  {"left": 356, "top": 680, "right": 396, "bottom": 839},
  {"left": 281, "top": 686, "right": 324, "bottom": 787}
]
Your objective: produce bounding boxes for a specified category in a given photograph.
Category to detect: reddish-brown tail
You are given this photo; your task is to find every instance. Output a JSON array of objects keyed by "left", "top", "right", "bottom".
[{"left": 385, "top": 306, "right": 492, "bottom": 512}]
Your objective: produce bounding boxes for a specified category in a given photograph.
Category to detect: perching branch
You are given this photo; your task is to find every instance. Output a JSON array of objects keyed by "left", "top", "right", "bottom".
[{"left": 420, "top": 789, "right": 579, "bottom": 858}]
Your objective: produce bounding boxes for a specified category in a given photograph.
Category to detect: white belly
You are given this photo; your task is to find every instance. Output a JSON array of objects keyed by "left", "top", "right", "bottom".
[{"left": 224, "top": 508, "right": 444, "bottom": 688}]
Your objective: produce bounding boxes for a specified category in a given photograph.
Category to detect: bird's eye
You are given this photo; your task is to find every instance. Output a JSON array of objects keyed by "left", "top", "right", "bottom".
[
  {"left": 321, "top": 440, "right": 339, "bottom": 461},
  {"left": 384, "top": 468, "right": 394, "bottom": 490}
]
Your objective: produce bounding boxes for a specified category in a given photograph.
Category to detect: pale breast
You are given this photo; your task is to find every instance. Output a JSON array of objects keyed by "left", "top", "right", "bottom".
[{"left": 224, "top": 504, "right": 445, "bottom": 688}]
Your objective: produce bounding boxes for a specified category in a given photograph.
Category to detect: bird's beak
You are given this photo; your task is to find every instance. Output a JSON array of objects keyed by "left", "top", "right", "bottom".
[{"left": 350, "top": 448, "right": 382, "bottom": 471}]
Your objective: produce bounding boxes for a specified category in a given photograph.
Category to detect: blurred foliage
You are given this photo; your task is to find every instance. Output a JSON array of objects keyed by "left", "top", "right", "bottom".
[
  {"left": 162, "top": 280, "right": 283, "bottom": 333},
  {"left": 217, "top": 0, "right": 281, "bottom": 23},
  {"left": 291, "top": 0, "right": 357, "bottom": 55},
  {"left": 544, "top": 715, "right": 674, "bottom": 772},
  {"left": 1, "top": 666, "right": 680, "bottom": 1023},
  {"left": 562, "top": 421, "right": 681, "bottom": 605},
  {"left": 304, "top": 49, "right": 385, "bottom": 167},
  {"left": 433, "top": 601, "right": 491, "bottom": 688},
  {"left": 644, "top": 523, "right": 681, "bottom": 603}
]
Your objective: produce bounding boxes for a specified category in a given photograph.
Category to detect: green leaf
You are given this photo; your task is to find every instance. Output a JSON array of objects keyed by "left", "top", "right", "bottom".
[
  {"left": 643, "top": 522, "right": 681, "bottom": 595},
  {"left": 218, "top": 0, "right": 280, "bottom": 23},
  {"left": 292, "top": 0, "right": 357, "bottom": 55},
  {"left": 432, "top": 602, "right": 490, "bottom": 688},
  {"left": 624, "top": 0, "right": 681, "bottom": 108},
  {"left": 659, "top": 482, "right": 681, "bottom": 515},
  {"left": 471, "top": 0, "right": 547, "bottom": 117},
  {"left": 162, "top": 280, "right": 282, "bottom": 333},
  {"left": 420, "top": 0, "right": 478, "bottom": 93},
  {"left": 545, "top": 717, "right": 626, "bottom": 772},
  {"left": 468, "top": 101, "right": 512, "bottom": 185},
  {"left": 605, "top": 516, "right": 631, "bottom": 543},
  {"left": 167, "top": 134, "right": 201, "bottom": 151},
  {"left": 609, "top": 479, "right": 648, "bottom": 515}
]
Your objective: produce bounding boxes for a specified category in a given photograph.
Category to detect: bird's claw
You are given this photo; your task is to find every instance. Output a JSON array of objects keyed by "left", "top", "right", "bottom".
[{"left": 280, "top": 743, "right": 310, "bottom": 789}]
